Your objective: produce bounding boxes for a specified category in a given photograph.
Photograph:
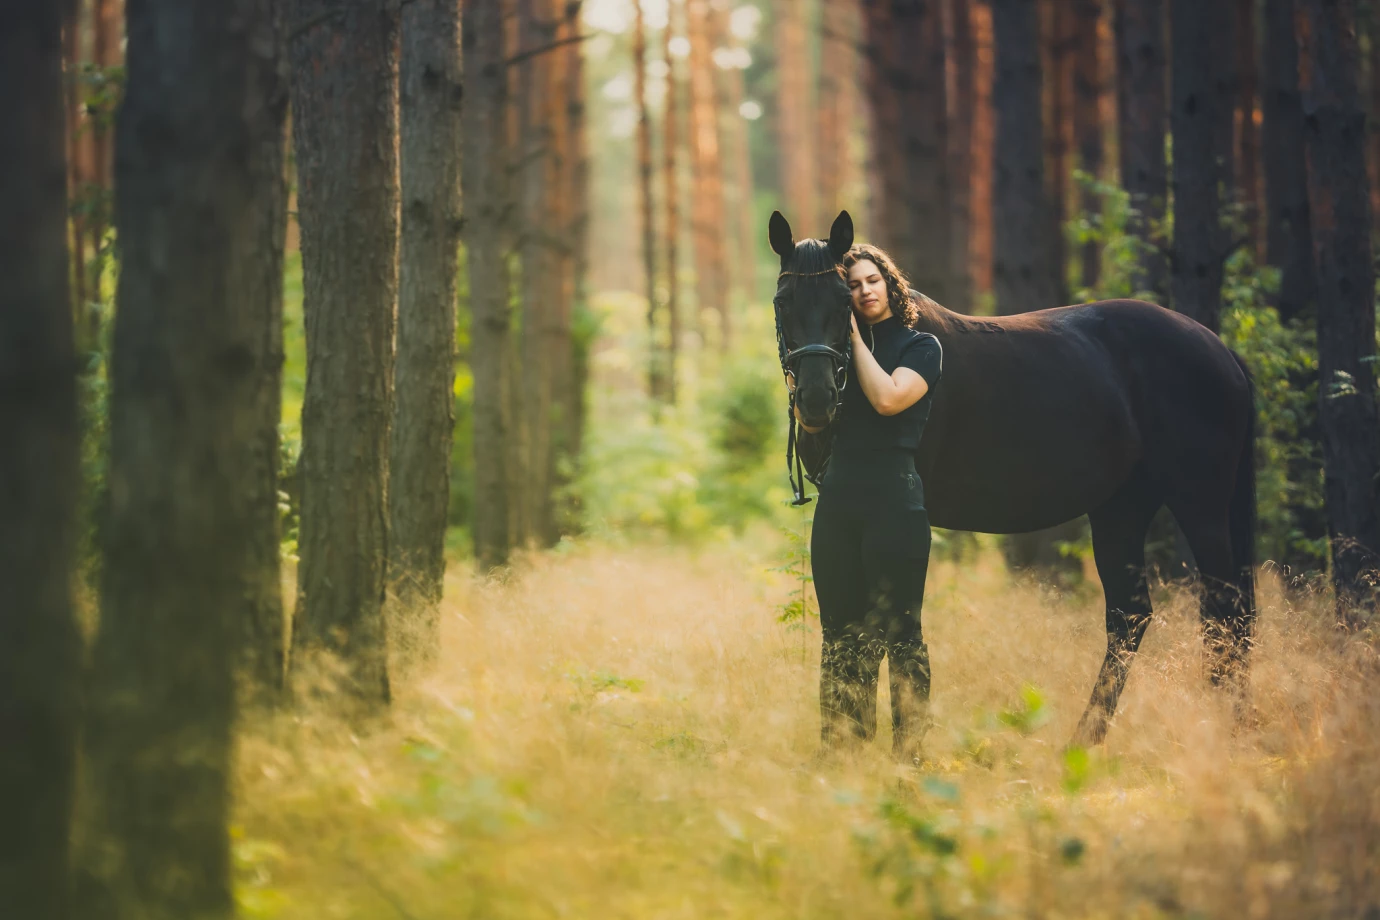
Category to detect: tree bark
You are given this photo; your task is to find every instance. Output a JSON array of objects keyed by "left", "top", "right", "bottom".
[
  {"left": 776, "top": 0, "right": 816, "bottom": 232},
  {"left": 720, "top": 8, "right": 757, "bottom": 311},
  {"left": 1116, "top": 0, "right": 1169, "bottom": 301},
  {"left": 1040, "top": 0, "right": 1073, "bottom": 305},
  {"left": 389, "top": 0, "right": 461, "bottom": 653},
  {"left": 664, "top": 0, "right": 683, "bottom": 403},
  {"left": 0, "top": 6, "right": 80, "bottom": 915},
  {"left": 287, "top": 0, "right": 398, "bottom": 705},
  {"left": 1170, "top": 0, "right": 1233, "bottom": 333},
  {"left": 945, "top": 0, "right": 976, "bottom": 312},
  {"left": 687, "top": 0, "right": 728, "bottom": 346},
  {"left": 1263, "top": 0, "right": 1315, "bottom": 323},
  {"left": 865, "top": 0, "right": 952, "bottom": 302},
  {"left": 61, "top": 5, "right": 88, "bottom": 342},
  {"left": 632, "top": 0, "right": 662, "bottom": 401},
  {"left": 992, "top": 0, "right": 1057, "bottom": 314},
  {"left": 1297, "top": 0, "right": 1380, "bottom": 619},
  {"left": 463, "top": 0, "right": 513, "bottom": 567},
  {"left": 81, "top": 0, "right": 277, "bottom": 912},
  {"left": 994, "top": 0, "right": 1081, "bottom": 575},
  {"left": 236, "top": 0, "right": 289, "bottom": 704},
  {"left": 970, "top": 0, "right": 995, "bottom": 295},
  {"left": 1235, "top": 0, "right": 1261, "bottom": 254},
  {"left": 552, "top": 0, "right": 588, "bottom": 534},
  {"left": 1072, "top": 0, "right": 1104, "bottom": 290}
]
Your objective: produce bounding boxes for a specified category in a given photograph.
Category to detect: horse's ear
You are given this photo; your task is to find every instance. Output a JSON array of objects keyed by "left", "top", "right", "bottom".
[
  {"left": 828, "top": 210, "right": 854, "bottom": 262},
  {"left": 769, "top": 210, "right": 794, "bottom": 260}
]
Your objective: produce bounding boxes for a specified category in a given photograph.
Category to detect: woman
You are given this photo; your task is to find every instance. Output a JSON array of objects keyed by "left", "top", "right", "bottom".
[{"left": 796, "top": 244, "right": 942, "bottom": 759}]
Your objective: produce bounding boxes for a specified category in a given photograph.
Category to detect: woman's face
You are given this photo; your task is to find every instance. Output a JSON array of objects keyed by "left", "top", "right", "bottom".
[{"left": 848, "top": 259, "right": 892, "bottom": 325}]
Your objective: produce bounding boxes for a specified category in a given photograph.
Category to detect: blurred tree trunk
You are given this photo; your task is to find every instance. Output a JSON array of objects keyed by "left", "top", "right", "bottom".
[
  {"left": 864, "top": 0, "right": 951, "bottom": 302},
  {"left": 1040, "top": 0, "right": 1072, "bottom": 305},
  {"left": 1297, "top": 0, "right": 1380, "bottom": 620},
  {"left": 632, "top": 0, "right": 662, "bottom": 402},
  {"left": 993, "top": 0, "right": 1057, "bottom": 315},
  {"left": 555, "top": 0, "right": 590, "bottom": 535},
  {"left": 86, "top": 0, "right": 119, "bottom": 306},
  {"left": 1370, "top": 4, "right": 1380, "bottom": 238},
  {"left": 994, "top": 0, "right": 1081, "bottom": 576},
  {"left": 776, "top": 0, "right": 816, "bottom": 232},
  {"left": 1115, "top": 0, "right": 1168, "bottom": 301},
  {"left": 81, "top": 0, "right": 277, "bottom": 912},
  {"left": 720, "top": 8, "right": 757, "bottom": 310},
  {"left": 1235, "top": 0, "right": 1261, "bottom": 255},
  {"left": 971, "top": 0, "right": 995, "bottom": 296},
  {"left": 517, "top": 0, "right": 561, "bottom": 542},
  {"left": 389, "top": 0, "right": 461, "bottom": 653},
  {"left": 1072, "top": 0, "right": 1104, "bottom": 291},
  {"left": 237, "top": 0, "right": 289, "bottom": 704},
  {"left": 287, "top": 0, "right": 398, "bottom": 705},
  {"left": 1262, "top": 0, "right": 1325, "bottom": 584},
  {"left": 1264, "top": 0, "right": 1314, "bottom": 323},
  {"left": 687, "top": 0, "right": 728, "bottom": 346},
  {"left": 1171, "top": 0, "right": 1233, "bottom": 333},
  {"left": 663, "top": 3, "right": 682, "bottom": 403},
  {"left": 61, "top": 5, "right": 87, "bottom": 342},
  {"left": 464, "top": 0, "right": 513, "bottom": 567},
  {"left": 945, "top": 0, "right": 976, "bottom": 312},
  {"left": 0, "top": 6, "right": 80, "bottom": 915}
]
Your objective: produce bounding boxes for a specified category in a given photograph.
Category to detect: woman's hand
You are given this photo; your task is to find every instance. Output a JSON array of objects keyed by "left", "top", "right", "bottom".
[{"left": 849, "top": 309, "right": 862, "bottom": 343}]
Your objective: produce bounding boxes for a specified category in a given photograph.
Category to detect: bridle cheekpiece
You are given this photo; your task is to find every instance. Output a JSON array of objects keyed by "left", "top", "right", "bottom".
[{"left": 773, "top": 265, "right": 852, "bottom": 506}]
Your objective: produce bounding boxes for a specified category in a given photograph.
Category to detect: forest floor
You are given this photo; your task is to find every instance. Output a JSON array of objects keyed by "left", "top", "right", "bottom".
[{"left": 235, "top": 541, "right": 1380, "bottom": 919}]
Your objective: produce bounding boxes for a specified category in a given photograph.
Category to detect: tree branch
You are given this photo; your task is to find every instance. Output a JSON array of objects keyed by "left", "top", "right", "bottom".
[{"left": 506, "top": 33, "right": 590, "bottom": 68}]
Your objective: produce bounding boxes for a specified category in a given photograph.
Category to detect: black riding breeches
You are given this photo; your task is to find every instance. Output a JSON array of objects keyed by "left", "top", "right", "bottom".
[{"left": 811, "top": 450, "right": 932, "bottom": 753}]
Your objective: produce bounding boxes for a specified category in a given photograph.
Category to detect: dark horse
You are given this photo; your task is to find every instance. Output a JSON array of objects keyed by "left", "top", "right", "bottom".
[{"left": 772, "top": 210, "right": 1255, "bottom": 746}]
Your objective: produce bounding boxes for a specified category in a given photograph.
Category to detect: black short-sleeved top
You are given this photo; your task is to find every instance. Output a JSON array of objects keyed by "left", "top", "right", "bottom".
[{"left": 833, "top": 315, "right": 943, "bottom": 452}]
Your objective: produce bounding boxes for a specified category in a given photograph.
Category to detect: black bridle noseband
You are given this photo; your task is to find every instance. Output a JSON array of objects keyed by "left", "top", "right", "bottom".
[{"left": 773, "top": 267, "right": 853, "bottom": 506}]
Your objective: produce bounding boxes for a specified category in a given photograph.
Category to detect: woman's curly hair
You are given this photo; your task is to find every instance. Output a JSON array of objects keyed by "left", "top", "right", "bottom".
[{"left": 842, "top": 243, "right": 919, "bottom": 327}]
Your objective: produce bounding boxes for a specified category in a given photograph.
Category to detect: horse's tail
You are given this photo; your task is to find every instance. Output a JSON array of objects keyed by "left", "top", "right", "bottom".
[{"left": 1229, "top": 352, "right": 1257, "bottom": 627}]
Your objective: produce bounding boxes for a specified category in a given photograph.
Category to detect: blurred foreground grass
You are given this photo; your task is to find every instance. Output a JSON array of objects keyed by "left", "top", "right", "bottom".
[{"left": 237, "top": 542, "right": 1379, "bottom": 918}]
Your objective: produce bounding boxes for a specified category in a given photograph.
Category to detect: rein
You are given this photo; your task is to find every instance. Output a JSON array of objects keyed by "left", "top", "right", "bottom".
[{"left": 774, "top": 267, "right": 852, "bottom": 506}]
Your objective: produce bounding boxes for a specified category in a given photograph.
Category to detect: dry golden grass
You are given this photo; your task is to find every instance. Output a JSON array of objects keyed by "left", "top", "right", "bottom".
[{"left": 236, "top": 541, "right": 1380, "bottom": 919}]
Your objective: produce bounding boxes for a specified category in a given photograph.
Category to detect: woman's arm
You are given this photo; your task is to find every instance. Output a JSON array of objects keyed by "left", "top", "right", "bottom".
[{"left": 849, "top": 312, "right": 930, "bottom": 415}]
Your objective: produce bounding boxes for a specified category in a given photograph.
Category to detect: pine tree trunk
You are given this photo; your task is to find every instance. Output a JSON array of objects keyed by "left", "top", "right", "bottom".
[
  {"left": 61, "top": 7, "right": 88, "bottom": 344},
  {"left": 776, "top": 0, "right": 816, "bottom": 231},
  {"left": 1041, "top": 0, "right": 1073, "bottom": 305},
  {"left": 81, "top": 0, "right": 276, "bottom": 911},
  {"left": 687, "top": 0, "right": 728, "bottom": 346},
  {"left": 663, "top": 1, "right": 683, "bottom": 404},
  {"left": 554, "top": 0, "right": 590, "bottom": 535},
  {"left": 464, "top": 0, "right": 513, "bottom": 566},
  {"left": 517, "top": 0, "right": 560, "bottom": 543},
  {"left": 287, "top": 0, "right": 398, "bottom": 705},
  {"left": 1235, "top": 0, "right": 1261, "bottom": 255},
  {"left": 1263, "top": 0, "right": 1315, "bottom": 323},
  {"left": 1072, "top": 0, "right": 1104, "bottom": 291},
  {"left": 389, "top": 0, "right": 461, "bottom": 653},
  {"left": 994, "top": 0, "right": 1082, "bottom": 575},
  {"left": 992, "top": 0, "right": 1057, "bottom": 314},
  {"left": 721, "top": 14, "right": 757, "bottom": 310},
  {"left": 633, "top": 0, "right": 661, "bottom": 401},
  {"left": 945, "top": 0, "right": 976, "bottom": 312},
  {"left": 236, "top": 0, "right": 288, "bottom": 704},
  {"left": 0, "top": 6, "right": 80, "bottom": 914},
  {"left": 866, "top": 0, "right": 951, "bottom": 301},
  {"left": 1297, "top": 0, "right": 1380, "bottom": 619},
  {"left": 863, "top": 0, "right": 903, "bottom": 251},
  {"left": 1115, "top": 0, "right": 1169, "bottom": 301},
  {"left": 1170, "top": 0, "right": 1233, "bottom": 333},
  {"left": 970, "top": 0, "right": 995, "bottom": 295}
]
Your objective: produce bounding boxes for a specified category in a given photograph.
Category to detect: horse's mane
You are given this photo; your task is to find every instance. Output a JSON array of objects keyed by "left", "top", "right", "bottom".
[{"left": 780, "top": 239, "right": 844, "bottom": 279}]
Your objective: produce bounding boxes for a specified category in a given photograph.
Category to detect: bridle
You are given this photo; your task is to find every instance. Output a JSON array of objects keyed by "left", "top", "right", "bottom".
[{"left": 773, "top": 266, "right": 853, "bottom": 506}]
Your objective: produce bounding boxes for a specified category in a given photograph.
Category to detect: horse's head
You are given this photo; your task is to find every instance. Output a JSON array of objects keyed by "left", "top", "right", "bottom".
[{"left": 770, "top": 209, "right": 855, "bottom": 429}]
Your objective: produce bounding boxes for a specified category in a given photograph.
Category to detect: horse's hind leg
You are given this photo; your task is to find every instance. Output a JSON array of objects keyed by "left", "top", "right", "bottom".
[
  {"left": 1072, "top": 473, "right": 1161, "bottom": 747},
  {"left": 1165, "top": 499, "right": 1254, "bottom": 701}
]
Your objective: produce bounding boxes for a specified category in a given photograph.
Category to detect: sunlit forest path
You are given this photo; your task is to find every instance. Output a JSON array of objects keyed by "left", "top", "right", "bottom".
[{"left": 237, "top": 539, "right": 1370, "bottom": 918}]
